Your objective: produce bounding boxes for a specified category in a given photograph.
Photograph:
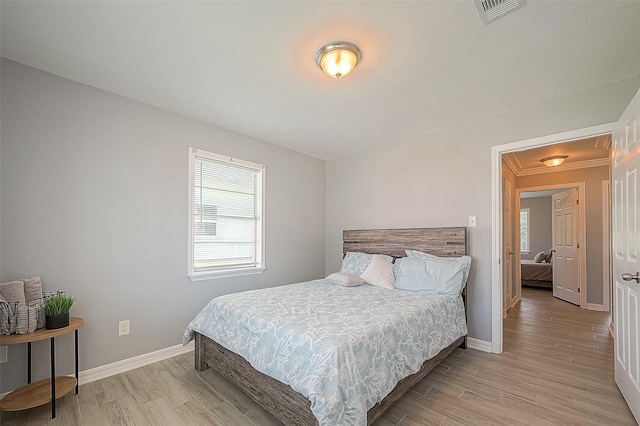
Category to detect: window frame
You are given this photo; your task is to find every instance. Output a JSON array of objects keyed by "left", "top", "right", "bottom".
[
  {"left": 520, "top": 207, "right": 530, "bottom": 254},
  {"left": 188, "top": 147, "right": 266, "bottom": 281}
]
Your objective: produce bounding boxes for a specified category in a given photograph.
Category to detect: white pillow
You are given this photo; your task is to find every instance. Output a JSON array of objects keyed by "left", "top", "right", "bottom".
[
  {"left": 404, "top": 250, "right": 472, "bottom": 297},
  {"left": 340, "top": 252, "right": 394, "bottom": 277},
  {"left": 533, "top": 252, "right": 545, "bottom": 263},
  {"left": 324, "top": 272, "right": 365, "bottom": 287},
  {"left": 360, "top": 255, "right": 394, "bottom": 290}
]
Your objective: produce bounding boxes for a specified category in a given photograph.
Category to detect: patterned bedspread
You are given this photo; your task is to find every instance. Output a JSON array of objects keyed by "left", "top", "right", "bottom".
[{"left": 183, "top": 280, "right": 467, "bottom": 426}]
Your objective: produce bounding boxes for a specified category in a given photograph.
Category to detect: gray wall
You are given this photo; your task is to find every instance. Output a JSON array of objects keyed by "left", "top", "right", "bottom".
[
  {"left": 520, "top": 196, "right": 553, "bottom": 261},
  {"left": 326, "top": 78, "right": 638, "bottom": 343},
  {"left": 517, "top": 166, "right": 610, "bottom": 305},
  {"left": 0, "top": 59, "right": 326, "bottom": 392}
]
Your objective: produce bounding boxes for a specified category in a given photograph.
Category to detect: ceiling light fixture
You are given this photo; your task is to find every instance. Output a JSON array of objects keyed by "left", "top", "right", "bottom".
[
  {"left": 315, "top": 41, "right": 361, "bottom": 79},
  {"left": 540, "top": 155, "right": 568, "bottom": 167}
]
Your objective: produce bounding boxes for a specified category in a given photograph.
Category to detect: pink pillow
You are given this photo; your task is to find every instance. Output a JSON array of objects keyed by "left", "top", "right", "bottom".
[
  {"left": 325, "top": 272, "right": 365, "bottom": 287},
  {"left": 360, "top": 255, "right": 394, "bottom": 289}
]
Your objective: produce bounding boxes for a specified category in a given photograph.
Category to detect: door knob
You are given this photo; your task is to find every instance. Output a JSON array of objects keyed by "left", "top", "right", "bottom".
[{"left": 622, "top": 272, "right": 640, "bottom": 283}]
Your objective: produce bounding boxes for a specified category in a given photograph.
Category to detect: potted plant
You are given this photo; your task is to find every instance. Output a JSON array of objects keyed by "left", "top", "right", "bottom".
[{"left": 43, "top": 294, "right": 76, "bottom": 329}]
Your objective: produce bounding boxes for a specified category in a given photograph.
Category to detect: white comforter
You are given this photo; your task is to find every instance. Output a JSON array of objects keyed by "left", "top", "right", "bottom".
[{"left": 183, "top": 280, "right": 467, "bottom": 426}]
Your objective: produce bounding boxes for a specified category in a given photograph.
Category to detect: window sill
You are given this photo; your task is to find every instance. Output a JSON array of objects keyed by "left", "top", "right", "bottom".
[{"left": 189, "top": 267, "right": 266, "bottom": 281}]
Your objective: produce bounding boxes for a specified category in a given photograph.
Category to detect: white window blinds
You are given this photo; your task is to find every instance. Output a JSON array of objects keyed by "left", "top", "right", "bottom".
[
  {"left": 189, "top": 148, "right": 265, "bottom": 280},
  {"left": 520, "top": 208, "right": 530, "bottom": 253}
]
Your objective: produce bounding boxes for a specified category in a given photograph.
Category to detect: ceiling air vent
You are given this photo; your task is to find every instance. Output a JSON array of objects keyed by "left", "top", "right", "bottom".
[{"left": 475, "top": 0, "right": 526, "bottom": 25}]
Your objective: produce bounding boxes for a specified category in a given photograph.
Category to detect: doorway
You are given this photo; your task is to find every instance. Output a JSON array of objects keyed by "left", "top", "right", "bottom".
[
  {"left": 512, "top": 184, "right": 587, "bottom": 309},
  {"left": 491, "top": 123, "right": 614, "bottom": 353}
]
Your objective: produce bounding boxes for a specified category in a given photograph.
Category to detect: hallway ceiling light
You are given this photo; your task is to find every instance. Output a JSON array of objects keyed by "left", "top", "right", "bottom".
[
  {"left": 315, "top": 41, "right": 361, "bottom": 79},
  {"left": 540, "top": 155, "right": 568, "bottom": 167}
]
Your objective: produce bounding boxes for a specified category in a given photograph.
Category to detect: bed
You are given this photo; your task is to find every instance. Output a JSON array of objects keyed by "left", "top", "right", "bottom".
[
  {"left": 521, "top": 259, "right": 553, "bottom": 288},
  {"left": 184, "top": 227, "right": 469, "bottom": 426}
]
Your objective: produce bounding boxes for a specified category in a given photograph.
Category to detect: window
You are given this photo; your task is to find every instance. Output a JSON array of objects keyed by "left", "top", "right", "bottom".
[
  {"left": 520, "top": 208, "right": 530, "bottom": 253},
  {"left": 188, "top": 148, "right": 265, "bottom": 280}
]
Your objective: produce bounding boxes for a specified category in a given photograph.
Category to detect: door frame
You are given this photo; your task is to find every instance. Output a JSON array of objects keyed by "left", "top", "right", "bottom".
[
  {"left": 491, "top": 122, "right": 614, "bottom": 353},
  {"left": 603, "top": 180, "right": 612, "bottom": 313},
  {"left": 514, "top": 183, "right": 587, "bottom": 308}
]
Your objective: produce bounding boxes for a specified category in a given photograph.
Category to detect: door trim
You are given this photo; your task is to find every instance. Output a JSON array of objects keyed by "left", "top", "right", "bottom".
[
  {"left": 514, "top": 183, "right": 587, "bottom": 308},
  {"left": 491, "top": 122, "right": 614, "bottom": 354},
  {"left": 603, "top": 180, "right": 612, "bottom": 312}
]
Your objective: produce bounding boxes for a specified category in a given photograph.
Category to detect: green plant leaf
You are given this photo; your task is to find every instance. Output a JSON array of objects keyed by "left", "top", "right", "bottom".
[{"left": 43, "top": 295, "right": 76, "bottom": 316}]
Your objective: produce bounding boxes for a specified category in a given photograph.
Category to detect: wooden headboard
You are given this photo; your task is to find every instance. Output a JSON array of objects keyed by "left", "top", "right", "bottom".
[{"left": 343, "top": 227, "right": 467, "bottom": 258}]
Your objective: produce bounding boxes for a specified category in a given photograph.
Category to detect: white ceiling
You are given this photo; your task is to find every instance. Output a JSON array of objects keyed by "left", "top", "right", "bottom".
[
  {"left": 521, "top": 189, "right": 567, "bottom": 199},
  {"left": 2, "top": 1, "right": 639, "bottom": 160},
  {"left": 503, "top": 134, "right": 611, "bottom": 175}
]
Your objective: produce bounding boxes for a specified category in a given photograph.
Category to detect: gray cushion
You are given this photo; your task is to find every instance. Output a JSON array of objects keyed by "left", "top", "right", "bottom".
[
  {"left": 22, "top": 276, "right": 43, "bottom": 302},
  {"left": 0, "top": 281, "right": 25, "bottom": 303}
]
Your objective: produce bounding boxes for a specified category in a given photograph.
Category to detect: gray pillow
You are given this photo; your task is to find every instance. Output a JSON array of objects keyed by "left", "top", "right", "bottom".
[
  {"left": 533, "top": 252, "right": 546, "bottom": 263},
  {"left": 22, "top": 276, "right": 43, "bottom": 302},
  {"left": 0, "top": 280, "right": 25, "bottom": 303}
]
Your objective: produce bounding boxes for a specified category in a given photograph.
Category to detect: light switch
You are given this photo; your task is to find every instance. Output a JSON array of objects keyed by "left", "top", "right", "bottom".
[{"left": 468, "top": 216, "right": 477, "bottom": 227}]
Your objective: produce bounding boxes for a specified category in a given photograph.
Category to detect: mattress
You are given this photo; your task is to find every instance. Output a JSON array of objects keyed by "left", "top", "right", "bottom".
[
  {"left": 183, "top": 279, "right": 467, "bottom": 426},
  {"left": 521, "top": 259, "right": 553, "bottom": 282}
]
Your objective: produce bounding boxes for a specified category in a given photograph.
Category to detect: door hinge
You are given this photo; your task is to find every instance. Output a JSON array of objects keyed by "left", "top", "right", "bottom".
[
  {"left": 577, "top": 243, "right": 580, "bottom": 248},
  {"left": 576, "top": 199, "right": 579, "bottom": 205},
  {"left": 578, "top": 287, "right": 581, "bottom": 293}
]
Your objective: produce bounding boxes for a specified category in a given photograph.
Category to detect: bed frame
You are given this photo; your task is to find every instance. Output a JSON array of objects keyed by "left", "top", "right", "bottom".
[
  {"left": 521, "top": 279, "right": 552, "bottom": 288},
  {"left": 194, "top": 227, "right": 468, "bottom": 426}
]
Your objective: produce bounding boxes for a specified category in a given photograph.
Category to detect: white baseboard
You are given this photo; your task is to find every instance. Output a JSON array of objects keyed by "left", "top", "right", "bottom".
[
  {"left": 466, "top": 337, "right": 492, "bottom": 353},
  {"left": 510, "top": 295, "right": 520, "bottom": 310},
  {"left": 79, "top": 341, "right": 194, "bottom": 385},
  {"left": 5, "top": 336, "right": 492, "bottom": 398},
  {"left": 1, "top": 341, "right": 195, "bottom": 398},
  {"left": 586, "top": 303, "right": 605, "bottom": 312}
]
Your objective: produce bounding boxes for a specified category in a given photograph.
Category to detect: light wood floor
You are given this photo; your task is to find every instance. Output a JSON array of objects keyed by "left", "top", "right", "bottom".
[{"left": 1, "top": 287, "right": 636, "bottom": 425}]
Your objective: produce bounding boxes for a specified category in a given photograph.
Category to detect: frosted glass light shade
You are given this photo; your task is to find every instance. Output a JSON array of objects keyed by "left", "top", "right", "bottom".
[
  {"left": 315, "top": 42, "right": 361, "bottom": 79},
  {"left": 541, "top": 155, "right": 568, "bottom": 167}
]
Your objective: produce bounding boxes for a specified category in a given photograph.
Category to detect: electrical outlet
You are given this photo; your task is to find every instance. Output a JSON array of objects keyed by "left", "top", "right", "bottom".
[
  {"left": 468, "top": 216, "right": 477, "bottom": 227},
  {"left": 119, "top": 320, "right": 130, "bottom": 336},
  {"left": 0, "top": 346, "right": 8, "bottom": 363}
]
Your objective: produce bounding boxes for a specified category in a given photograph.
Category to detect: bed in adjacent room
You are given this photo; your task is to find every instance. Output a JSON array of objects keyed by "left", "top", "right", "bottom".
[
  {"left": 521, "top": 250, "right": 553, "bottom": 288},
  {"left": 183, "top": 227, "right": 470, "bottom": 426}
]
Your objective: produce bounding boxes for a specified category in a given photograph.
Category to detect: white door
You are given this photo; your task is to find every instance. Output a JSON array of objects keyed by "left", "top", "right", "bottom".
[
  {"left": 613, "top": 89, "right": 640, "bottom": 423},
  {"left": 504, "top": 179, "right": 513, "bottom": 315},
  {"left": 552, "top": 188, "right": 581, "bottom": 305}
]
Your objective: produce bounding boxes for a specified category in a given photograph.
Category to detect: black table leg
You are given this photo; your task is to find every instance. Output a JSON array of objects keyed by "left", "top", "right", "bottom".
[
  {"left": 27, "top": 342, "right": 32, "bottom": 384},
  {"left": 75, "top": 329, "right": 79, "bottom": 394},
  {"left": 50, "top": 336, "right": 56, "bottom": 419}
]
